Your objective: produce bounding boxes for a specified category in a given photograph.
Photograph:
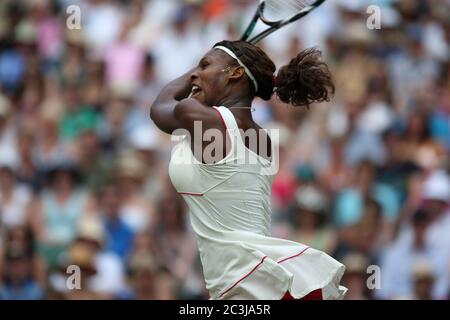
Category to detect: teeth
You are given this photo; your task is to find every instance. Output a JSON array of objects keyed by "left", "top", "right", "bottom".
[{"left": 189, "top": 86, "right": 200, "bottom": 98}]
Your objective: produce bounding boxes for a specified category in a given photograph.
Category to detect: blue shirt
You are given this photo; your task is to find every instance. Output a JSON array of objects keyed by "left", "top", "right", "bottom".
[
  {"left": 0, "top": 50, "right": 25, "bottom": 92},
  {"left": 0, "top": 280, "right": 44, "bottom": 300},
  {"left": 104, "top": 217, "right": 135, "bottom": 261}
]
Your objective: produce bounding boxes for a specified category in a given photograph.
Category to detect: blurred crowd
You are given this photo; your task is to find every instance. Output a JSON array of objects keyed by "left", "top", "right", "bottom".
[{"left": 0, "top": 0, "right": 449, "bottom": 300}]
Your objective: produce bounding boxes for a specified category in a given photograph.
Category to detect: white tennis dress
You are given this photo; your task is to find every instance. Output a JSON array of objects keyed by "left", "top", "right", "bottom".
[{"left": 169, "top": 106, "right": 347, "bottom": 300}]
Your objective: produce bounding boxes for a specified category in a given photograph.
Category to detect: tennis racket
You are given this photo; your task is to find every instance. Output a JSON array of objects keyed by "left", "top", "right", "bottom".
[{"left": 241, "top": 0, "right": 327, "bottom": 44}]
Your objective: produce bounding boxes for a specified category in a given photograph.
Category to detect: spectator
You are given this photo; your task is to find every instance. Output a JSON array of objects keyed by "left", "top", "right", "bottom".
[
  {"left": 377, "top": 209, "right": 448, "bottom": 299},
  {"left": 409, "top": 261, "right": 436, "bottom": 300},
  {"left": 59, "top": 83, "right": 100, "bottom": 142},
  {"left": 104, "top": 18, "right": 146, "bottom": 98},
  {"left": 115, "top": 152, "right": 154, "bottom": 233},
  {"left": 29, "top": 163, "right": 94, "bottom": 270},
  {"left": 15, "top": 129, "right": 40, "bottom": 190},
  {"left": 72, "top": 128, "right": 115, "bottom": 193},
  {"left": 34, "top": 112, "right": 70, "bottom": 171},
  {"left": 0, "top": 94, "right": 19, "bottom": 166},
  {"left": 97, "top": 183, "right": 135, "bottom": 263},
  {"left": 0, "top": 248, "right": 44, "bottom": 300},
  {"left": 341, "top": 253, "right": 370, "bottom": 300},
  {"left": 50, "top": 215, "right": 129, "bottom": 299},
  {"left": 153, "top": 194, "right": 204, "bottom": 299},
  {"left": 0, "top": 162, "right": 32, "bottom": 230},
  {"left": 126, "top": 253, "right": 177, "bottom": 300},
  {"left": 287, "top": 185, "right": 337, "bottom": 254}
]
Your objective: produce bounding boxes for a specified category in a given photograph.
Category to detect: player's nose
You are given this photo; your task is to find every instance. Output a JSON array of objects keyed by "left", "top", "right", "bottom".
[{"left": 190, "top": 70, "right": 199, "bottom": 82}]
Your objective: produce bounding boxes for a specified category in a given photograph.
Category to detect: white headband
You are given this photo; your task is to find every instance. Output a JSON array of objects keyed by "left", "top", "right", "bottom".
[{"left": 214, "top": 45, "right": 259, "bottom": 92}]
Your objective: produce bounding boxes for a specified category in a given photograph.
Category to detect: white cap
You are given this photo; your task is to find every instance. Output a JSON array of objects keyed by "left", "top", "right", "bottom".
[
  {"left": 421, "top": 170, "right": 450, "bottom": 203},
  {"left": 295, "top": 186, "right": 327, "bottom": 212},
  {"left": 412, "top": 259, "right": 435, "bottom": 280},
  {"left": 77, "top": 216, "right": 104, "bottom": 245}
]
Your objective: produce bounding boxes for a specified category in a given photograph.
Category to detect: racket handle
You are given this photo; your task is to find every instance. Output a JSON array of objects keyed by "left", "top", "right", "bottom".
[
  {"left": 241, "top": 19, "right": 257, "bottom": 41},
  {"left": 240, "top": 2, "right": 265, "bottom": 42}
]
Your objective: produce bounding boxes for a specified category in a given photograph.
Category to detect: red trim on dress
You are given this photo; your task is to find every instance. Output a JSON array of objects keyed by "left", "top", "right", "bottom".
[
  {"left": 178, "top": 192, "right": 204, "bottom": 196},
  {"left": 278, "top": 247, "right": 323, "bottom": 300},
  {"left": 277, "top": 247, "right": 310, "bottom": 264},
  {"left": 218, "top": 246, "right": 311, "bottom": 299},
  {"left": 219, "top": 256, "right": 268, "bottom": 298}
]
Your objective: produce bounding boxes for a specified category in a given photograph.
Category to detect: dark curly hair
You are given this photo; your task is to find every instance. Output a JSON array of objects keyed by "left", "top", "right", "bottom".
[{"left": 213, "top": 40, "right": 335, "bottom": 107}]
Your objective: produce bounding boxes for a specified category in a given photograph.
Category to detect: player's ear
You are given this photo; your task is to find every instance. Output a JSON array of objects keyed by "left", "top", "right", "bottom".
[{"left": 229, "top": 66, "right": 245, "bottom": 80}]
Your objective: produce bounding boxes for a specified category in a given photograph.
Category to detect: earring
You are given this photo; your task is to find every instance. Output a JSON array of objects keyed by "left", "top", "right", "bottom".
[{"left": 221, "top": 66, "right": 231, "bottom": 73}]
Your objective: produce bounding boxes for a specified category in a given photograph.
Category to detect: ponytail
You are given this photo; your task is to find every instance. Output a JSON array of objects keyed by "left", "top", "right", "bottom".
[{"left": 275, "top": 48, "right": 334, "bottom": 108}]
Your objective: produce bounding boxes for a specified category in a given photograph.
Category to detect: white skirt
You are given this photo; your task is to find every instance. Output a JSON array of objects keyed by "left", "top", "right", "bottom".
[{"left": 197, "top": 231, "right": 347, "bottom": 300}]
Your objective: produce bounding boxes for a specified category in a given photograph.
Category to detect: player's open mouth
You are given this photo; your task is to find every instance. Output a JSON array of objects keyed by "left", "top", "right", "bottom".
[{"left": 191, "top": 85, "right": 202, "bottom": 97}]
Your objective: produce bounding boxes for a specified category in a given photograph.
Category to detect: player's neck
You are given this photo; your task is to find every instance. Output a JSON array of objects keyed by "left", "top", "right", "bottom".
[{"left": 219, "top": 96, "right": 252, "bottom": 111}]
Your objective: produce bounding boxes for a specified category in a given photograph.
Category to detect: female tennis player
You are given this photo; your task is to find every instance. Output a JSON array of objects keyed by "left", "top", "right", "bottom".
[{"left": 150, "top": 40, "right": 347, "bottom": 300}]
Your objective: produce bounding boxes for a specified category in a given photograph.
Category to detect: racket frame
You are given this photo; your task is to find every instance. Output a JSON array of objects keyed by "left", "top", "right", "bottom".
[{"left": 240, "top": 0, "right": 326, "bottom": 44}]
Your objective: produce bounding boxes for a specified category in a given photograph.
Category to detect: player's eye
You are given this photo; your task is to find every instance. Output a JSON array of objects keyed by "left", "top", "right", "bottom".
[{"left": 200, "top": 60, "right": 209, "bottom": 69}]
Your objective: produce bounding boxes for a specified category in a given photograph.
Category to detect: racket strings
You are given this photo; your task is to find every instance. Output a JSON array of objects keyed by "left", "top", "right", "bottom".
[{"left": 264, "top": 0, "right": 317, "bottom": 21}]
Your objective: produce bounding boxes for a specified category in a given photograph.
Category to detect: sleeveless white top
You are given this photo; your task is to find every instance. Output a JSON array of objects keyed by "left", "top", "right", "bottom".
[{"left": 169, "top": 106, "right": 347, "bottom": 300}]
